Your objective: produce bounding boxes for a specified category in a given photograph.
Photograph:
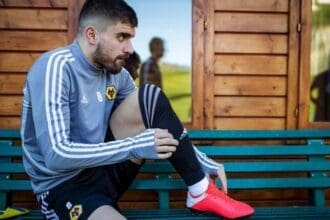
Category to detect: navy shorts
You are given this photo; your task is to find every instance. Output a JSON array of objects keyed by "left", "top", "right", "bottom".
[{"left": 39, "top": 160, "right": 142, "bottom": 220}]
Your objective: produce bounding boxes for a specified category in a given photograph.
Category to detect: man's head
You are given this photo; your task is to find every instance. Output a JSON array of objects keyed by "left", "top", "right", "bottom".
[
  {"left": 77, "top": 0, "right": 138, "bottom": 73},
  {"left": 123, "top": 51, "right": 141, "bottom": 80},
  {"left": 149, "top": 37, "right": 165, "bottom": 59}
]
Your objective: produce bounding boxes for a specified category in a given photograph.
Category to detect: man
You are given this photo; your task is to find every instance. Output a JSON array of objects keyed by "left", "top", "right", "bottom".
[
  {"left": 123, "top": 51, "right": 140, "bottom": 80},
  {"left": 21, "top": 0, "right": 254, "bottom": 219},
  {"left": 139, "top": 37, "right": 164, "bottom": 88}
]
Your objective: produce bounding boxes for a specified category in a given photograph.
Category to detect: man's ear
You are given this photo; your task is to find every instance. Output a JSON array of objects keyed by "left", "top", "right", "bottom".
[{"left": 85, "top": 26, "right": 99, "bottom": 45}]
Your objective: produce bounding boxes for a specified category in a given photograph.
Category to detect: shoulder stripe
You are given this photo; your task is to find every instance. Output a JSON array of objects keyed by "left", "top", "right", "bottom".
[{"left": 45, "top": 49, "right": 72, "bottom": 152}]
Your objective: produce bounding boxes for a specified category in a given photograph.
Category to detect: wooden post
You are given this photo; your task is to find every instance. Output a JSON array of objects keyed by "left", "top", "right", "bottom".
[
  {"left": 298, "top": 0, "right": 312, "bottom": 128},
  {"left": 67, "top": 0, "right": 85, "bottom": 43},
  {"left": 191, "top": 0, "right": 205, "bottom": 129},
  {"left": 203, "top": 0, "right": 214, "bottom": 129},
  {"left": 286, "top": 0, "right": 301, "bottom": 129}
]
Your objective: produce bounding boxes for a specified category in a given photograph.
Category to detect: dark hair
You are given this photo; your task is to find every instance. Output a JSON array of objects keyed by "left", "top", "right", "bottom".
[
  {"left": 149, "top": 37, "right": 164, "bottom": 52},
  {"left": 78, "top": 0, "right": 138, "bottom": 35},
  {"left": 124, "top": 51, "right": 141, "bottom": 80}
]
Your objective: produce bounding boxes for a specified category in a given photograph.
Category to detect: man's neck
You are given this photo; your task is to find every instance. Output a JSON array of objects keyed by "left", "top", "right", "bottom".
[
  {"left": 151, "top": 55, "right": 160, "bottom": 63},
  {"left": 77, "top": 38, "right": 97, "bottom": 66}
]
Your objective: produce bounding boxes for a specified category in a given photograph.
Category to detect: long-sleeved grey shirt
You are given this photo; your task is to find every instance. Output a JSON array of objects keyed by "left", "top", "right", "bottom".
[{"left": 21, "top": 40, "right": 158, "bottom": 194}]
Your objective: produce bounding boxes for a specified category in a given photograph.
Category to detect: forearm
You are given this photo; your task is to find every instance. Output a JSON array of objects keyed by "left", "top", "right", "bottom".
[{"left": 41, "top": 129, "right": 158, "bottom": 171}]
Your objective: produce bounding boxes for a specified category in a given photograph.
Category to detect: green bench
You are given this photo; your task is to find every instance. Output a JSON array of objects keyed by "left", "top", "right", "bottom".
[{"left": 1, "top": 129, "right": 330, "bottom": 219}]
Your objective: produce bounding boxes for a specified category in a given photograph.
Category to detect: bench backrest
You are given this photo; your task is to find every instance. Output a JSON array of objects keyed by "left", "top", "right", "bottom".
[{"left": 1, "top": 129, "right": 330, "bottom": 210}]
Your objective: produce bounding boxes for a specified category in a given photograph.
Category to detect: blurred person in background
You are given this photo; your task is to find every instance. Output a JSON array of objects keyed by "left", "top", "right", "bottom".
[
  {"left": 123, "top": 51, "right": 141, "bottom": 80},
  {"left": 139, "top": 37, "right": 164, "bottom": 88}
]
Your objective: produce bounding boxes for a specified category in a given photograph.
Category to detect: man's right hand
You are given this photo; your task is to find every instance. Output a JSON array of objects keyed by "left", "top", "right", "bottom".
[{"left": 152, "top": 129, "right": 178, "bottom": 159}]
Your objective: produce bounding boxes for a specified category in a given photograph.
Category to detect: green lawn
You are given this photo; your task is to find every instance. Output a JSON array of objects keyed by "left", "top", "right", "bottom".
[
  {"left": 135, "top": 63, "right": 192, "bottom": 122},
  {"left": 161, "top": 63, "right": 191, "bottom": 122},
  {"left": 310, "top": 3, "right": 330, "bottom": 121}
]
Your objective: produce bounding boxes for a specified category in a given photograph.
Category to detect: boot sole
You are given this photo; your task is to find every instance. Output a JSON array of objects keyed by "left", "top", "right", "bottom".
[{"left": 189, "top": 208, "right": 254, "bottom": 219}]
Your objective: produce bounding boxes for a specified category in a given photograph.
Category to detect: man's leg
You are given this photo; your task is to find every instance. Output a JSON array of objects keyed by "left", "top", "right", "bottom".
[
  {"left": 110, "top": 89, "right": 145, "bottom": 140},
  {"left": 86, "top": 159, "right": 143, "bottom": 219},
  {"left": 108, "top": 85, "right": 254, "bottom": 219},
  {"left": 88, "top": 92, "right": 147, "bottom": 219},
  {"left": 39, "top": 167, "right": 124, "bottom": 220},
  {"left": 88, "top": 205, "right": 125, "bottom": 220},
  {"left": 110, "top": 87, "right": 205, "bottom": 186}
]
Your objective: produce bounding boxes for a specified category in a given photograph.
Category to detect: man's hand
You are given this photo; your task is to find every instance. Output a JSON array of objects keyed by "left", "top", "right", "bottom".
[
  {"left": 210, "top": 165, "right": 228, "bottom": 194},
  {"left": 152, "top": 129, "right": 178, "bottom": 159}
]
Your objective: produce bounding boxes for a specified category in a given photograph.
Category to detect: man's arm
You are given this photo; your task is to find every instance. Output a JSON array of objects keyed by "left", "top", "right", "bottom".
[{"left": 23, "top": 53, "right": 160, "bottom": 172}]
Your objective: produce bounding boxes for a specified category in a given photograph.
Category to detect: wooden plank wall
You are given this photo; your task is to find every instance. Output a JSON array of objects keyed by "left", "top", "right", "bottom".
[
  {"left": 1, "top": 0, "right": 325, "bottom": 211},
  {"left": 0, "top": 0, "right": 81, "bottom": 209},
  {"left": 209, "top": 0, "right": 297, "bottom": 130},
  {"left": 0, "top": 0, "right": 70, "bottom": 129}
]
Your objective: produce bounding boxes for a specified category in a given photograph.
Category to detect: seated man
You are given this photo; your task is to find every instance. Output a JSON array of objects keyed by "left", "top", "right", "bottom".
[{"left": 20, "top": 0, "right": 254, "bottom": 219}]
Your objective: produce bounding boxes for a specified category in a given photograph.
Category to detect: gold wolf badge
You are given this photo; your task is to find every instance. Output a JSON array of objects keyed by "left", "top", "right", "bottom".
[
  {"left": 69, "top": 204, "right": 83, "bottom": 220},
  {"left": 105, "top": 86, "right": 117, "bottom": 100}
]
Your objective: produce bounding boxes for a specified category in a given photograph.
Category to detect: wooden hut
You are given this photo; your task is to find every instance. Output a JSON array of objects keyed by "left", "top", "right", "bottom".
[{"left": 0, "top": 0, "right": 328, "bottom": 210}]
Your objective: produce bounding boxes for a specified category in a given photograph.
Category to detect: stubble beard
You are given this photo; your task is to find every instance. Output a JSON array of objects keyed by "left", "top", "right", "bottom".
[{"left": 92, "top": 44, "right": 122, "bottom": 74}]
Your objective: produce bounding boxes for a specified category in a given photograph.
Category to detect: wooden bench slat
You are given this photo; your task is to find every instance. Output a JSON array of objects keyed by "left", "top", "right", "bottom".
[
  {"left": 124, "top": 207, "right": 330, "bottom": 219},
  {"left": 4, "top": 177, "right": 328, "bottom": 191},
  {"left": 0, "top": 140, "right": 13, "bottom": 145},
  {"left": 1, "top": 145, "right": 330, "bottom": 158},
  {"left": 189, "top": 129, "right": 330, "bottom": 140},
  {"left": 229, "top": 177, "right": 330, "bottom": 189},
  {"left": 0, "top": 129, "right": 21, "bottom": 138},
  {"left": 13, "top": 207, "right": 330, "bottom": 220},
  {"left": 224, "top": 161, "right": 330, "bottom": 172},
  {"left": 129, "top": 177, "right": 330, "bottom": 190},
  {"left": 0, "top": 180, "right": 31, "bottom": 190},
  {"left": 253, "top": 206, "right": 330, "bottom": 220},
  {"left": 2, "top": 129, "right": 330, "bottom": 140},
  {"left": 0, "top": 163, "right": 24, "bottom": 172},
  {"left": 0, "top": 146, "right": 22, "bottom": 156},
  {"left": 198, "top": 145, "right": 330, "bottom": 156},
  {"left": 1, "top": 160, "right": 330, "bottom": 175},
  {"left": 140, "top": 161, "right": 330, "bottom": 173}
]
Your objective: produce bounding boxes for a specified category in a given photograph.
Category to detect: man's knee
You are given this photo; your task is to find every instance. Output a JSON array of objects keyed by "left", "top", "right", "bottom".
[
  {"left": 88, "top": 205, "right": 126, "bottom": 220},
  {"left": 109, "top": 89, "right": 145, "bottom": 139},
  {"left": 138, "top": 84, "right": 175, "bottom": 128}
]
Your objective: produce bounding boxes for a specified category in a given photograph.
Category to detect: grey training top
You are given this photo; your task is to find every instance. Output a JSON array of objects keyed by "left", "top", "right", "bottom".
[{"left": 21, "top": 40, "right": 158, "bottom": 194}]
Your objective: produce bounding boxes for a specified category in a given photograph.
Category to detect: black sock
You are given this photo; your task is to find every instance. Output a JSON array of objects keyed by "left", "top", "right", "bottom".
[{"left": 138, "top": 84, "right": 205, "bottom": 185}]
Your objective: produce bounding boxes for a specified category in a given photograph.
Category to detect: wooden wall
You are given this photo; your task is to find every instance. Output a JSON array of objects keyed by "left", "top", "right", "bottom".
[
  {"left": 0, "top": 0, "right": 81, "bottom": 129},
  {"left": 0, "top": 0, "right": 82, "bottom": 209},
  {"left": 0, "top": 0, "right": 304, "bottom": 131},
  {"left": 203, "top": 0, "right": 301, "bottom": 130},
  {"left": 1, "top": 0, "right": 326, "bottom": 211}
]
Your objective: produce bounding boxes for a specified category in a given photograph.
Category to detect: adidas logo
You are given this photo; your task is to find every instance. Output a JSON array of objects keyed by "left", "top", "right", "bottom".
[{"left": 81, "top": 95, "right": 88, "bottom": 104}]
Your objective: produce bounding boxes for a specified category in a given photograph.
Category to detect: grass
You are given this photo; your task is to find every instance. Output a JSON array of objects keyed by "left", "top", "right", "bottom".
[
  {"left": 161, "top": 63, "right": 191, "bottom": 122},
  {"left": 135, "top": 63, "right": 192, "bottom": 122},
  {"left": 309, "top": 3, "right": 330, "bottom": 121}
]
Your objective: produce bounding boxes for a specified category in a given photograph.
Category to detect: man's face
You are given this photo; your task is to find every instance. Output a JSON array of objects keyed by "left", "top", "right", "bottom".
[
  {"left": 154, "top": 43, "right": 165, "bottom": 59},
  {"left": 92, "top": 22, "right": 135, "bottom": 73}
]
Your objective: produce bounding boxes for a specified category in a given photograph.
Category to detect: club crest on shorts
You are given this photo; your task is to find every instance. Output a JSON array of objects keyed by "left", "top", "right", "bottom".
[
  {"left": 69, "top": 204, "right": 83, "bottom": 220},
  {"left": 105, "top": 85, "right": 117, "bottom": 100}
]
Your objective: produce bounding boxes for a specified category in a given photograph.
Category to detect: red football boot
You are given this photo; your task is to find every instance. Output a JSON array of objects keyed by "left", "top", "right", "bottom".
[{"left": 187, "top": 181, "right": 254, "bottom": 219}]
